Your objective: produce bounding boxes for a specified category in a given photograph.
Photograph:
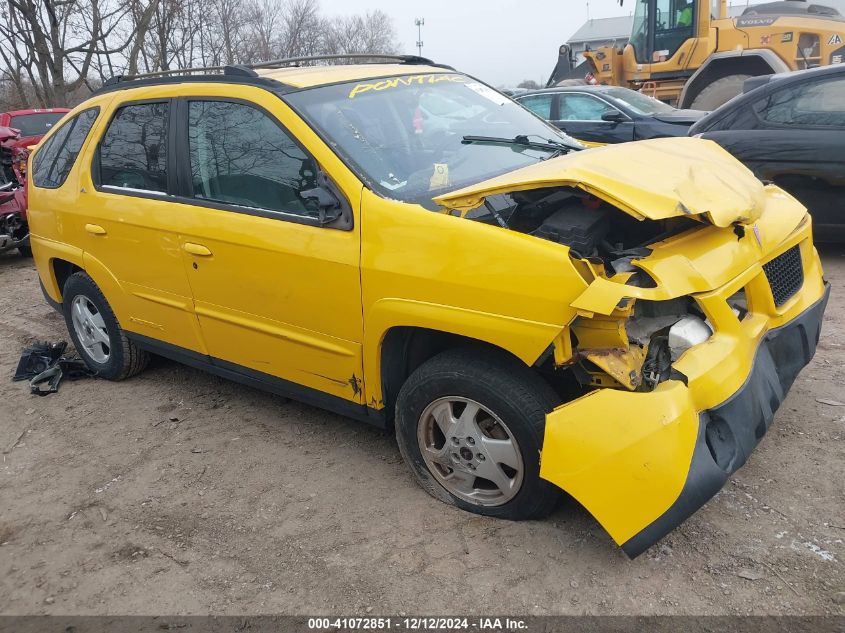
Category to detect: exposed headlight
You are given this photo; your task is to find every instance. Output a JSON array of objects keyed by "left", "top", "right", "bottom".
[{"left": 668, "top": 315, "right": 712, "bottom": 361}]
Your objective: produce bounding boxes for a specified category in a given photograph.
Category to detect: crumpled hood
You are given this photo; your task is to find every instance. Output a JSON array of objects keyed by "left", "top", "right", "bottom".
[
  {"left": 434, "top": 137, "right": 765, "bottom": 228},
  {"left": 0, "top": 125, "right": 19, "bottom": 146}
]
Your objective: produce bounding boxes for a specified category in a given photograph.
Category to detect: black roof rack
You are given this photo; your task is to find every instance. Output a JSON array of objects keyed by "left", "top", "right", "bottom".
[
  {"left": 100, "top": 54, "right": 446, "bottom": 90},
  {"left": 250, "top": 53, "right": 440, "bottom": 69}
]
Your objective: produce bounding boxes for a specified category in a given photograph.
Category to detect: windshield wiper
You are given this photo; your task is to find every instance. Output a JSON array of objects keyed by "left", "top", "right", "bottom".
[{"left": 461, "top": 134, "right": 572, "bottom": 155}]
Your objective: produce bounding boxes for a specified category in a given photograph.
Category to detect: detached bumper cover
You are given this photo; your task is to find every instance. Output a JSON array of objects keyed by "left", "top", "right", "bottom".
[
  {"left": 622, "top": 282, "right": 829, "bottom": 557},
  {"left": 540, "top": 282, "right": 830, "bottom": 558}
]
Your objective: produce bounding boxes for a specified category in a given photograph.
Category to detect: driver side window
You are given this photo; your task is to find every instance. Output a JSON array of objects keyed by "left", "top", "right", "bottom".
[
  {"left": 187, "top": 100, "right": 318, "bottom": 217},
  {"left": 558, "top": 94, "right": 617, "bottom": 121},
  {"left": 98, "top": 102, "right": 168, "bottom": 193}
]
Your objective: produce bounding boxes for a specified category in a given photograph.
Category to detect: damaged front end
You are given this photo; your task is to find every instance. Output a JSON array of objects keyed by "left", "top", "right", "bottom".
[
  {"left": 0, "top": 125, "right": 29, "bottom": 256},
  {"left": 435, "top": 137, "right": 829, "bottom": 557}
]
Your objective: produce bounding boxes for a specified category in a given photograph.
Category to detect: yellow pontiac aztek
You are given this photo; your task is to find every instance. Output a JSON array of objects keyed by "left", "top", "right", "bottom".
[{"left": 27, "top": 55, "right": 829, "bottom": 557}]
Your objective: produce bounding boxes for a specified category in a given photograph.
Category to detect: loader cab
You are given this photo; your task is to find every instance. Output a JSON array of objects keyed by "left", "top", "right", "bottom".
[{"left": 629, "top": 0, "right": 699, "bottom": 63}]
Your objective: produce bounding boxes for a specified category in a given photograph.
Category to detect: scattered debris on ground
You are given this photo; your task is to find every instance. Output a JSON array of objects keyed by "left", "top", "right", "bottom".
[{"left": 12, "top": 341, "right": 95, "bottom": 396}]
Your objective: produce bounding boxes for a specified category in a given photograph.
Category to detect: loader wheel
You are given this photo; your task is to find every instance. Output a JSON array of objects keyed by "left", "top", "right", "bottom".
[
  {"left": 689, "top": 74, "right": 751, "bottom": 110},
  {"left": 62, "top": 272, "right": 149, "bottom": 380},
  {"left": 556, "top": 78, "right": 588, "bottom": 87},
  {"left": 395, "top": 348, "right": 562, "bottom": 520}
]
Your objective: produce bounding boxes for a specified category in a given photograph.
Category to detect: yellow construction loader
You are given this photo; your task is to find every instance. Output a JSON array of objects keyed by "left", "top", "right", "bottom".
[{"left": 549, "top": 0, "right": 845, "bottom": 108}]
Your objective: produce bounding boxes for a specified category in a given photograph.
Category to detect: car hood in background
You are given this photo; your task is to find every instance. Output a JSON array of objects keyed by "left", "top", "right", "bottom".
[
  {"left": 651, "top": 109, "right": 709, "bottom": 125},
  {"left": 434, "top": 137, "right": 765, "bottom": 228}
]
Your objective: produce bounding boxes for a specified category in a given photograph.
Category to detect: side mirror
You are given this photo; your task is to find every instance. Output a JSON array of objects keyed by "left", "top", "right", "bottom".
[
  {"left": 601, "top": 110, "right": 627, "bottom": 123},
  {"left": 300, "top": 170, "right": 353, "bottom": 230},
  {"left": 301, "top": 184, "right": 343, "bottom": 225}
]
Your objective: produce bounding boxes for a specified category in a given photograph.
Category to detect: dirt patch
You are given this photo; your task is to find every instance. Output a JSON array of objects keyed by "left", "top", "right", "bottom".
[
  {"left": 0, "top": 523, "right": 16, "bottom": 546},
  {"left": 0, "top": 247, "right": 843, "bottom": 615},
  {"left": 112, "top": 544, "right": 150, "bottom": 563}
]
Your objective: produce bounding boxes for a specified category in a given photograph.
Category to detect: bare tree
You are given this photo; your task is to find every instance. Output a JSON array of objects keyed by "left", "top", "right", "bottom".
[
  {"left": 245, "top": 0, "right": 283, "bottom": 62},
  {"left": 126, "top": 0, "right": 160, "bottom": 74},
  {"left": 277, "top": 0, "right": 323, "bottom": 59},
  {"left": 324, "top": 10, "right": 397, "bottom": 56},
  {"left": 0, "top": 0, "right": 402, "bottom": 109},
  {"left": 0, "top": 0, "right": 133, "bottom": 106}
]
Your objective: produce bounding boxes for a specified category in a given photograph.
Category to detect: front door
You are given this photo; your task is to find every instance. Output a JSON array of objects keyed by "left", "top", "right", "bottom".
[
  {"left": 173, "top": 95, "right": 365, "bottom": 407},
  {"left": 554, "top": 93, "right": 635, "bottom": 143}
]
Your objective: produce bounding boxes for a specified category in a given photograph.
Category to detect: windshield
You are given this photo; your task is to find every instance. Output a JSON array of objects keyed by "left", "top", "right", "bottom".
[
  {"left": 285, "top": 73, "right": 583, "bottom": 206},
  {"left": 9, "top": 112, "right": 66, "bottom": 137},
  {"left": 603, "top": 87, "right": 676, "bottom": 115}
]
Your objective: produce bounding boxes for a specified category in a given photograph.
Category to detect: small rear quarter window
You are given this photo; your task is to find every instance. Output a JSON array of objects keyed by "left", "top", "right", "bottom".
[{"left": 32, "top": 108, "right": 100, "bottom": 189}]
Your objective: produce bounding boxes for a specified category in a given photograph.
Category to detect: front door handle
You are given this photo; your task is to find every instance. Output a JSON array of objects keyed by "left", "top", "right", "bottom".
[
  {"left": 85, "top": 223, "right": 107, "bottom": 236},
  {"left": 183, "top": 242, "right": 213, "bottom": 257}
]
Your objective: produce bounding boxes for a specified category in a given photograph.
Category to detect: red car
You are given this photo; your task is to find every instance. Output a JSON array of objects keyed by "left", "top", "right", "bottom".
[
  {"left": 0, "top": 108, "right": 69, "bottom": 257},
  {"left": 0, "top": 108, "right": 70, "bottom": 149}
]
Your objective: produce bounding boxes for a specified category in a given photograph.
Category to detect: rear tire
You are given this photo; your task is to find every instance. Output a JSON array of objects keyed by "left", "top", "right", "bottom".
[
  {"left": 62, "top": 272, "right": 149, "bottom": 380},
  {"left": 689, "top": 74, "right": 751, "bottom": 110},
  {"left": 395, "top": 347, "right": 562, "bottom": 520},
  {"left": 18, "top": 243, "right": 32, "bottom": 257}
]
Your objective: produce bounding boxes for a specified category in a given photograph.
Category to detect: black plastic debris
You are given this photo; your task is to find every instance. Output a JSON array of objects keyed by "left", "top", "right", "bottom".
[
  {"left": 13, "top": 341, "right": 96, "bottom": 396},
  {"left": 13, "top": 341, "right": 66, "bottom": 380}
]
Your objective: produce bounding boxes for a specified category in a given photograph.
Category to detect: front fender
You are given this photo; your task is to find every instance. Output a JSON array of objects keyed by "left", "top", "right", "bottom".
[{"left": 362, "top": 297, "right": 563, "bottom": 408}]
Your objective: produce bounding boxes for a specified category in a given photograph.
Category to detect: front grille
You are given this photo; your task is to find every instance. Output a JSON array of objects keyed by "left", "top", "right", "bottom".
[{"left": 763, "top": 245, "right": 803, "bottom": 307}]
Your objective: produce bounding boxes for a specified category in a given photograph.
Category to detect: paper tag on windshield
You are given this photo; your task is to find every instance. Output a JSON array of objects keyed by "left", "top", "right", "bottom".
[
  {"left": 430, "top": 163, "right": 450, "bottom": 190},
  {"left": 465, "top": 82, "right": 509, "bottom": 106}
]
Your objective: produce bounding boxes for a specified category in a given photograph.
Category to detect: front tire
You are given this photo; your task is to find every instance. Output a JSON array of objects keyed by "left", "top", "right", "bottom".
[
  {"left": 62, "top": 272, "right": 149, "bottom": 380},
  {"left": 395, "top": 348, "right": 561, "bottom": 520}
]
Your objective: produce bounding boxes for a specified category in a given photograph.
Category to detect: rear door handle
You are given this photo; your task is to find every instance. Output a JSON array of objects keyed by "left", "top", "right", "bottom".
[
  {"left": 85, "top": 223, "right": 106, "bottom": 236},
  {"left": 183, "top": 242, "right": 213, "bottom": 257}
]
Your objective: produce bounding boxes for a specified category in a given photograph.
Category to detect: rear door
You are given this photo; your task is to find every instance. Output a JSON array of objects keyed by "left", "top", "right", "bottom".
[
  {"left": 68, "top": 97, "right": 204, "bottom": 352},
  {"left": 172, "top": 91, "right": 365, "bottom": 408}
]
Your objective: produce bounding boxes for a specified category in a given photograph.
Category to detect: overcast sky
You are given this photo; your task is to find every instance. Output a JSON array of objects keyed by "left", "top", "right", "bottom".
[{"left": 322, "top": 0, "right": 770, "bottom": 86}]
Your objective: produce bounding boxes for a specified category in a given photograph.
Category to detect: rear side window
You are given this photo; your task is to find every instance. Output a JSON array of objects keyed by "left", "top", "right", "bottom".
[
  {"left": 519, "top": 94, "right": 554, "bottom": 119},
  {"left": 756, "top": 76, "right": 845, "bottom": 128},
  {"left": 98, "top": 102, "right": 169, "bottom": 193},
  {"left": 187, "top": 100, "right": 318, "bottom": 217},
  {"left": 32, "top": 108, "right": 99, "bottom": 189}
]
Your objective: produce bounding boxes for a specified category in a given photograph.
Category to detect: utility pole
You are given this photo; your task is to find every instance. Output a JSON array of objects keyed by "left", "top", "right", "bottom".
[{"left": 415, "top": 17, "right": 425, "bottom": 56}]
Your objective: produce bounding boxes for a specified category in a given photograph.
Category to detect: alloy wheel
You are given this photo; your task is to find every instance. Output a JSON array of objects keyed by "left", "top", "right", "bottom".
[
  {"left": 70, "top": 295, "right": 111, "bottom": 363},
  {"left": 417, "top": 396, "right": 524, "bottom": 506}
]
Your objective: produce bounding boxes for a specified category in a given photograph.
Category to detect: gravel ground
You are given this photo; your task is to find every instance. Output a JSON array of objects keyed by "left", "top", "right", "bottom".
[{"left": 0, "top": 247, "right": 843, "bottom": 616}]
